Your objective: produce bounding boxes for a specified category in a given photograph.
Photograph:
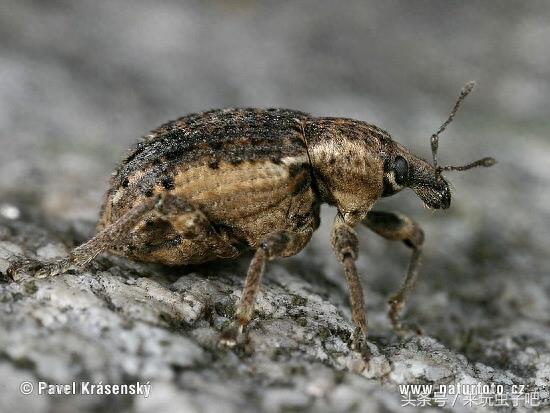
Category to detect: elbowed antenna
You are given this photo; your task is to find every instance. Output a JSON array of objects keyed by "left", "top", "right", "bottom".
[
  {"left": 429, "top": 81, "right": 496, "bottom": 177},
  {"left": 439, "top": 157, "right": 496, "bottom": 172}
]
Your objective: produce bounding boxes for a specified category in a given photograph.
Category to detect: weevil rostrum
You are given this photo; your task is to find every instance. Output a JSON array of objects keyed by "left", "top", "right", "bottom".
[{"left": 8, "top": 82, "right": 495, "bottom": 359}]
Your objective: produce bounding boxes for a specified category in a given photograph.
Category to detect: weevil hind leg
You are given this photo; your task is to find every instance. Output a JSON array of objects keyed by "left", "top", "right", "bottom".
[
  {"left": 362, "top": 210, "right": 424, "bottom": 335},
  {"left": 6, "top": 196, "right": 160, "bottom": 280},
  {"left": 6, "top": 255, "right": 67, "bottom": 280},
  {"left": 126, "top": 194, "right": 239, "bottom": 263},
  {"left": 7, "top": 194, "right": 241, "bottom": 280},
  {"left": 220, "top": 228, "right": 313, "bottom": 347},
  {"left": 331, "top": 214, "right": 371, "bottom": 361}
]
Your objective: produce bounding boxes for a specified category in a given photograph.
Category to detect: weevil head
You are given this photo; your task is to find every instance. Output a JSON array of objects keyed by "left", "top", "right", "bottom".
[
  {"left": 306, "top": 118, "right": 456, "bottom": 225},
  {"left": 306, "top": 81, "right": 495, "bottom": 225},
  {"left": 381, "top": 142, "right": 451, "bottom": 209},
  {"left": 306, "top": 81, "right": 495, "bottom": 224},
  {"left": 379, "top": 81, "right": 496, "bottom": 210}
]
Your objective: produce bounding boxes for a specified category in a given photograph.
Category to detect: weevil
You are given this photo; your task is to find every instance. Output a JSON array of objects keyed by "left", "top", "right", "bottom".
[{"left": 8, "top": 82, "right": 494, "bottom": 358}]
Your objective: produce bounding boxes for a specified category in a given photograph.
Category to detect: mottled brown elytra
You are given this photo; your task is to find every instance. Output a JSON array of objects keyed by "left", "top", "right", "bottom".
[{"left": 8, "top": 82, "right": 495, "bottom": 359}]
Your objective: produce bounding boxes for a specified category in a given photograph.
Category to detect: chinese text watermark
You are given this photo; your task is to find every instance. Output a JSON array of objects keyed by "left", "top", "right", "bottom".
[{"left": 399, "top": 382, "right": 542, "bottom": 408}]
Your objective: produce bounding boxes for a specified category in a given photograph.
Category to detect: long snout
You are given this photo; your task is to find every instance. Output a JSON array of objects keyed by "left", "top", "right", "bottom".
[
  {"left": 411, "top": 179, "right": 451, "bottom": 209},
  {"left": 408, "top": 159, "right": 451, "bottom": 209}
]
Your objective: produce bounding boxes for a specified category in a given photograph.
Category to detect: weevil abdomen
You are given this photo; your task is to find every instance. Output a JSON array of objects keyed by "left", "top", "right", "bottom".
[{"left": 99, "top": 108, "right": 321, "bottom": 264}]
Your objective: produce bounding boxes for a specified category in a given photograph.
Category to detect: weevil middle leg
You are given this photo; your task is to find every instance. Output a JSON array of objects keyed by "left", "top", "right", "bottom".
[
  {"left": 362, "top": 210, "right": 424, "bottom": 334},
  {"left": 220, "top": 228, "right": 313, "bottom": 347}
]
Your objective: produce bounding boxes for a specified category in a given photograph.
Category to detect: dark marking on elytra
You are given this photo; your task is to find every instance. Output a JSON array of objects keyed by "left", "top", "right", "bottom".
[
  {"left": 209, "top": 141, "right": 223, "bottom": 150},
  {"left": 112, "top": 108, "right": 311, "bottom": 200},
  {"left": 161, "top": 176, "right": 175, "bottom": 190}
]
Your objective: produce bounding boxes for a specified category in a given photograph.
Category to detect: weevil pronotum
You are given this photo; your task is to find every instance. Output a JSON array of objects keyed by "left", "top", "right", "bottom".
[{"left": 8, "top": 82, "right": 495, "bottom": 359}]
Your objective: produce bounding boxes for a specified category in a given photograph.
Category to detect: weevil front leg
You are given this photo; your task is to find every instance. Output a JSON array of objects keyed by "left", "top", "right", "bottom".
[
  {"left": 331, "top": 214, "right": 370, "bottom": 360},
  {"left": 220, "top": 229, "right": 312, "bottom": 347},
  {"left": 362, "top": 210, "right": 424, "bottom": 334}
]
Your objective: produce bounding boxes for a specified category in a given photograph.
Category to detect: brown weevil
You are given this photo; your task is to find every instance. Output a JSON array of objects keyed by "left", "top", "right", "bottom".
[{"left": 8, "top": 82, "right": 495, "bottom": 358}]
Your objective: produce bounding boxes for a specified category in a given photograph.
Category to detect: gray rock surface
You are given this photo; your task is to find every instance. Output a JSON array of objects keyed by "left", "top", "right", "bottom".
[{"left": 1, "top": 1, "right": 549, "bottom": 412}]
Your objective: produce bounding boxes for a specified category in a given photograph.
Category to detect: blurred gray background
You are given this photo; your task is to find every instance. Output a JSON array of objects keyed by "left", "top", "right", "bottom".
[
  {"left": 1, "top": 1, "right": 549, "bottom": 412},
  {"left": 2, "top": 0, "right": 549, "bottom": 222}
]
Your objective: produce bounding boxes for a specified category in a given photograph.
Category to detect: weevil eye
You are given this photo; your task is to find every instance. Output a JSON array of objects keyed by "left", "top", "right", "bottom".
[{"left": 394, "top": 156, "right": 409, "bottom": 185}]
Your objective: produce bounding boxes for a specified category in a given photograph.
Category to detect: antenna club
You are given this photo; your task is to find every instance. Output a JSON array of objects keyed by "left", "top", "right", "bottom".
[
  {"left": 481, "top": 157, "right": 496, "bottom": 167},
  {"left": 463, "top": 80, "right": 476, "bottom": 94}
]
